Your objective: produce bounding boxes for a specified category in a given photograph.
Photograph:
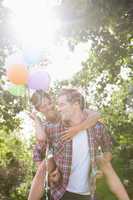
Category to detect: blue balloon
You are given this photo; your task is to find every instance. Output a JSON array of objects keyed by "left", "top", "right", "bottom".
[{"left": 23, "top": 47, "right": 43, "bottom": 65}]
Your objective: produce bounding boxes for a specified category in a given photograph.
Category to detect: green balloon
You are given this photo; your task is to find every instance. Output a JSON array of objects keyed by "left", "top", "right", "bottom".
[{"left": 8, "top": 85, "right": 26, "bottom": 97}]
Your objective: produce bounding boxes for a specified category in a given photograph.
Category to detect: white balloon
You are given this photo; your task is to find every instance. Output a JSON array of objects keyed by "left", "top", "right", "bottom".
[{"left": 5, "top": 52, "right": 26, "bottom": 68}]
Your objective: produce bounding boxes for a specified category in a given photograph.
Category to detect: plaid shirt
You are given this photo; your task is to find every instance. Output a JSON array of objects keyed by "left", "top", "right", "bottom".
[{"left": 33, "top": 121, "right": 113, "bottom": 200}]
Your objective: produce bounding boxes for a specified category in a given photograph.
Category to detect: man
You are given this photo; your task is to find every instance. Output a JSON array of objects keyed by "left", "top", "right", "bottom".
[
  {"left": 28, "top": 90, "right": 101, "bottom": 200},
  {"left": 51, "top": 89, "right": 129, "bottom": 200},
  {"left": 29, "top": 89, "right": 129, "bottom": 200}
]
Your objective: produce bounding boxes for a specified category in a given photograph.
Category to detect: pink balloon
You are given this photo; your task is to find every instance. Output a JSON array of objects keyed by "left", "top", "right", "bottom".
[{"left": 28, "top": 70, "right": 50, "bottom": 91}]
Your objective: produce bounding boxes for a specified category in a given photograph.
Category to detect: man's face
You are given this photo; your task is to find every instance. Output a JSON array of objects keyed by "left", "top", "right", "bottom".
[{"left": 58, "top": 95, "right": 74, "bottom": 121}]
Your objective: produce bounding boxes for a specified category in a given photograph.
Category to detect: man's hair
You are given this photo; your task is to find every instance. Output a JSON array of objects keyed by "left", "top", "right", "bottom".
[
  {"left": 58, "top": 88, "right": 85, "bottom": 110},
  {"left": 31, "top": 90, "right": 51, "bottom": 110}
]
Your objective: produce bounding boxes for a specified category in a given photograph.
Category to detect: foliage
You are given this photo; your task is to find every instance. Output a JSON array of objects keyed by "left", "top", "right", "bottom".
[{"left": 0, "top": 130, "right": 34, "bottom": 200}]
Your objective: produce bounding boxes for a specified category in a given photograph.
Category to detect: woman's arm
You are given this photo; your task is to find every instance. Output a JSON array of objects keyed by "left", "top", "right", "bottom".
[
  {"left": 30, "top": 112, "right": 47, "bottom": 143},
  {"left": 34, "top": 117, "right": 47, "bottom": 143},
  {"left": 97, "top": 154, "right": 130, "bottom": 200},
  {"left": 79, "top": 109, "right": 101, "bottom": 130},
  {"left": 61, "top": 110, "right": 101, "bottom": 141}
]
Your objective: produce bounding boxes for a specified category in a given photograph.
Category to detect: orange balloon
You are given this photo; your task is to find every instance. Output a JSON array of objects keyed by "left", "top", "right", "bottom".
[{"left": 6, "top": 64, "right": 28, "bottom": 85}]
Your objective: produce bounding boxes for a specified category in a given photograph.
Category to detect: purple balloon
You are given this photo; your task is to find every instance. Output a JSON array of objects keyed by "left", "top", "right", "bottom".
[{"left": 28, "top": 70, "right": 50, "bottom": 91}]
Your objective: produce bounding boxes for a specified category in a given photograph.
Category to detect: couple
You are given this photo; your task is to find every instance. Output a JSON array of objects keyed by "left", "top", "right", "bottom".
[{"left": 28, "top": 88, "right": 129, "bottom": 200}]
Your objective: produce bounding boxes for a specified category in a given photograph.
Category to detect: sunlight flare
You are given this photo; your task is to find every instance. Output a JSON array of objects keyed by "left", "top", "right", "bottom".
[{"left": 4, "top": 0, "right": 61, "bottom": 48}]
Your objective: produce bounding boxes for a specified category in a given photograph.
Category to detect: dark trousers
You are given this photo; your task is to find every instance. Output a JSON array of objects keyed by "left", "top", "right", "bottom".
[
  {"left": 42, "top": 191, "right": 98, "bottom": 200},
  {"left": 60, "top": 191, "right": 94, "bottom": 200}
]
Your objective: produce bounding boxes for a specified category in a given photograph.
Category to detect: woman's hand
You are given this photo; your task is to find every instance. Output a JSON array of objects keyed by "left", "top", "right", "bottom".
[
  {"left": 29, "top": 111, "right": 41, "bottom": 122},
  {"left": 61, "top": 126, "right": 79, "bottom": 142}
]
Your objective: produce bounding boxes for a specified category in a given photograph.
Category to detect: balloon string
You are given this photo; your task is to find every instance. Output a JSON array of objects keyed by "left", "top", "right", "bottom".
[
  {"left": 24, "top": 86, "right": 27, "bottom": 110},
  {"left": 27, "top": 87, "right": 32, "bottom": 112},
  {"left": 45, "top": 141, "right": 49, "bottom": 200}
]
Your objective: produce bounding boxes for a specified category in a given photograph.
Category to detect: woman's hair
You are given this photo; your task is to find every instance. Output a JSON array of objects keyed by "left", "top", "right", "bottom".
[
  {"left": 58, "top": 88, "right": 85, "bottom": 110},
  {"left": 31, "top": 90, "right": 51, "bottom": 110}
]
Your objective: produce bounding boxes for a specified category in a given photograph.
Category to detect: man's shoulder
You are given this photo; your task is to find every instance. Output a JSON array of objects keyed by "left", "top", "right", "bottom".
[
  {"left": 92, "top": 121, "right": 105, "bottom": 130},
  {"left": 95, "top": 121, "right": 105, "bottom": 128},
  {"left": 86, "top": 121, "right": 106, "bottom": 138}
]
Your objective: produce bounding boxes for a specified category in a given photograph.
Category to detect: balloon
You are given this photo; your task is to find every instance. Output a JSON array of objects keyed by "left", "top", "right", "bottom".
[
  {"left": 8, "top": 85, "right": 26, "bottom": 96},
  {"left": 23, "top": 47, "right": 43, "bottom": 65},
  {"left": 6, "top": 64, "right": 29, "bottom": 85},
  {"left": 5, "top": 52, "right": 25, "bottom": 67},
  {"left": 28, "top": 70, "right": 50, "bottom": 90}
]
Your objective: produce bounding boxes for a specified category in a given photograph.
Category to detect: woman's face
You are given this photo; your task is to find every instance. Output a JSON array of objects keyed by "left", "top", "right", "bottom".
[
  {"left": 37, "top": 97, "right": 57, "bottom": 121},
  {"left": 37, "top": 97, "right": 53, "bottom": 113}
]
